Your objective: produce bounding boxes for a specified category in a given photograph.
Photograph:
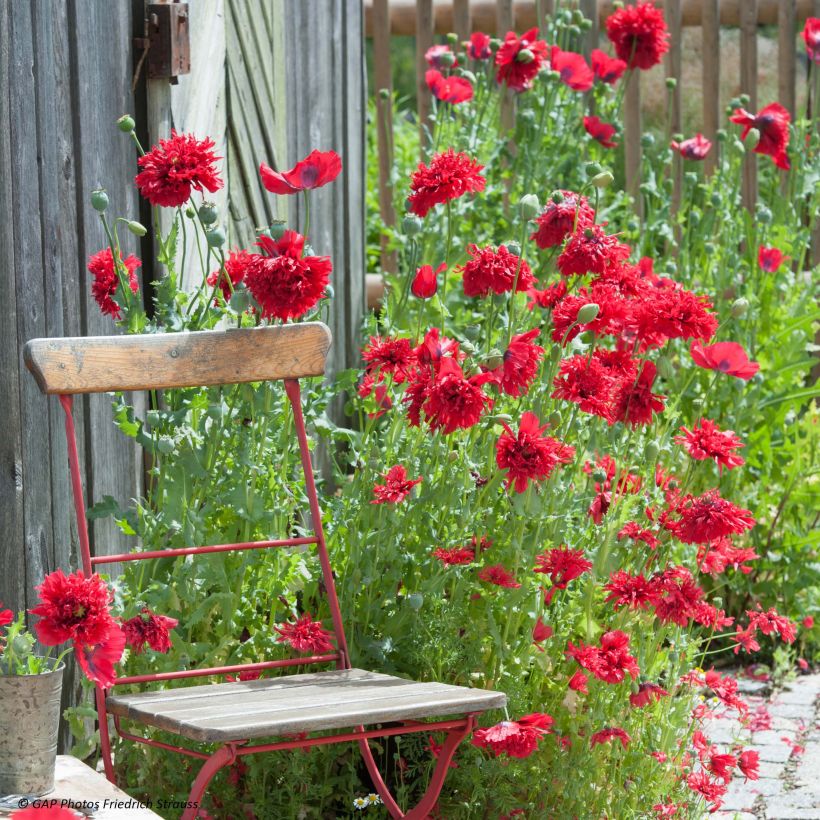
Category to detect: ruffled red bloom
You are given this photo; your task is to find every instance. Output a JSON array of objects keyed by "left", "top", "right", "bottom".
[
  {"left": 618, "top": 521, "right": 660, "bottom": 549},
  {"left": 135, "top": 130, "right": 223, "bottom": 207},
  {"left": 408, "top": 149, "right": 486, "bottom": 217},
  {"left": 372, "top": 465, "right": 422, "bottom": 504},
  {"left": 591, "top": 49, "right": 627, "bottom": 84},
  {"left": 420, "top": 357, "right": 493, "bottom": 434},
  {"left": 675, "top": 419, "right": 745, "bottom": 472},
  {"left": 730, "top": 103, "right": 791, "bottom": 170},
  {"left": 551, "top": 354, "right": 617, "bottom": 421},
  {"left": 472, "top": 713, "right": 553, "bottom": 758},
  {"left": 530, "top": 191, "right": 595, "bottom": 249},
  {"left": 11, "top": 808, "right": 85, "bottom": 820},
  {"left": 274, "top": 613, "right": 334, "bottom": 654},
  {"left": 606, "top": 1, "right": 670, "bottom": 70},
  {"left": 745, "top": 606, "right": 797, "bottom": 644},
  {"left": 490, "top": 329, "right": 544, "bottom": 397},
  {"left": 612, "top": 360, "right": 666, "bottom": 428},
  {"left": 605, "top": 571, "right": 660, "bottom": 611},
  {"left": 629, "top": 682, "right": 668, "bottom": 707},
  {"left": 74, "top": 626, "right": 124, "bottom": 689},
  {"left": 207, "top": 249, "right": 253, "bottom": 301},
  {"left": 459, "top": 243, "right": 534, "bottom": 297},
  {"left": 632, "top": 287, "right": 718, "bottom": 343},
  {"left": 414, "top": 326, "right": 464, "bottom": 370},
  {"left": 550, "top": 289, "right": 626, "bottom": 344},
  {"left": 707, "top": 752, "right": 737, "bottom": 783},
  {"left": 686, "top": 770, "right": 726, "bottom": 809},
  {"left": 804, "top": 18, "right": 820, "bottom": 62},
  {"left": 244, "top": 231, "right": 331, "bottom": 321},
  {"left": 651, "top": 566, "right": 706, "bottom": 626},
  {"left": 425, "top": 69, "right": 473, "bottom": 104},
  {"left": 425, "top": 44, "right": 455, "bottom": 69},
  {"left": 88, "top": 248, "right": 141, "bottom": 319},
  {"left": 670, "top": 133, "right": 712, "bottom": 160},
  {"left": 758, "top": 245, "right": 789, "bottom": 272},
  {"left": 122, "top": 608, "right": 178, "bottom": 654},
  {"left": 411, "top": 262, "right": 445, "bottom": 299},
  {"left": 534, "top": 546, "right": 592, "bottom": 589},
  {"left": 557, "top": 225, "right": 630, "bottom": 277},
  {"left": 690, "top": 341, "right": 759, "bottom": 380},
  {"left": 0, "top": 604, "right": 12, "bottom": 630},
  {"left": 260, "top": 149, "right": 341, "bottom": 195},
  {"left": 468, "top": 32, "right": 493, "bottom": 61},
  {"left": 478, "top": 564, "right": 521, "bottom": 588},
  {"left": 495, "top": 28, "right": 549, "bottom": 92},
  {"left": 362, "top": 335, "right": 417, "bottom": 384},
  {"left": 568, "top": 670, "right": 589, "bottom": 693},
  {"left": 551, "top": 47, "right": 593, "bottom": 92},
  {"left": 583, "top": 115, "right": 618, "bottom": 148},
  {"left": 566, "top": 630, "right": 640, "bottom": 684},
  {"left": 738, "top": 749, "right": 760, "bottom": 780},
  {"left": 697, "top": 537, "right": 757, "bottom": 575},
  {"left": 528, "top": 281, "right": 568, "bottom": 310},
  {"left": 670, "top": 489, "right": 755, "bottom": 544},
  {"left": 433, "top": 546, "right": 475, "bottom": 566},
  {"left": 590, "top": 727, "right": 631, "bottom": 749},
  {"left": 532, "top": 617, "right": 553, "bottom": 646},
  {"left": 496, "top": 411, "right": 575, "bottom": 493}
]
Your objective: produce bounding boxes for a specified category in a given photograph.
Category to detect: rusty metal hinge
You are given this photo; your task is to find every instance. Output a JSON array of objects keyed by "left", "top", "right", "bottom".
[{"left": 133, "top": 2, "right": 191, "bottom": 88}]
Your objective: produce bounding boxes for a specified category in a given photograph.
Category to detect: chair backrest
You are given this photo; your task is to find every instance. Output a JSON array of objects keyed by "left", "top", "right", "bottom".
[{"left": 23, "top": 323, "right": 350, "bottom": 686}]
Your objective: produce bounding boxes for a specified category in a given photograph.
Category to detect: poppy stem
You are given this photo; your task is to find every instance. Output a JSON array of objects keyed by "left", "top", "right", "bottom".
[{"left": 302, "top": 190, "right": 311, "bottom": 240}]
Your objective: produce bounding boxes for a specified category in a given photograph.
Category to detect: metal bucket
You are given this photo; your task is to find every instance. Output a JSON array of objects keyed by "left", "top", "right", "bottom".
[{"left": 0, "top": 660, "right": 64, "bottom": 797}]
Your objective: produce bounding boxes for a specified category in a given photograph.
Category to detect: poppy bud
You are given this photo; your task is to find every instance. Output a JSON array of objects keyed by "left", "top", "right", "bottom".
[
  {"left": 581, "top": 18, "right": 593, "bottom": 30},
  {"left": 568, "top": 24, "right": 581, "bottom": 36},
  {"left": 458, "top": 69, "right": 477, "bottom": 84},
  {"left": 230, "top": 282, "right": 251, "bottom": 313},
  {"left": 591, "top": 171, "right": 614, "bottom": 188},
  {"left": 116, "top": 114, "right": 135, "bottom": 133},
  {"left": 712, "top": 596, "right": 723, "bottom": 608},
  {"left": 402, "top": 214, "right": 423, "bottom": 236},
  {"left": 127, "top": 220, "right": 147, "bottom": 237},
  {"left": 551, "top": 191, "right": 564, "bottom": 204},
  {"left": 576, "top": 303, "right": 600, "bottom": 324},
  {"left": 448, "top": 450, "right": 458, "bottom": 462},
  {"left": 584, "top": 226, "right": 596, "bottom": 239},
  {"left": 90, "top": 188, "right": 109, "bottom": 212},
  {"left": 269, "top": 220, "right": 287, "bottom": 240},
  {"left": 731, "top": 297, "right": 749, "bottom": 318},
  {"left": 639, "top": 182, "right": 654, "bottom": 196},
  {"left": 185, "top": 206, "right": 196, "bottom": 218},
  {"left": 716, "top": 128, "right": 727, "bottom": 142},
  {"left": 549, "top": 410, "right": 562, "bottom": 428},
  {"left": 446, "top": 32, "right": 459, "bottom": 44},
  {"left": 627, "top": 219, "right": 639, "bottom": 232},
  {"left": 490, "top": 38, "right": 503, "bottom": 49},
  {"left": 756, "top": 206, "right": 772, "bottom": 224},
  {"left": 206, "top": 228, "right": 226, "bottom": 248},
  {"left": 411, "top": 263, "right": 442, "bottom": 299},
  {"left": 520, "top": 109, "right": 536, "bottom": 124},
  {"left": 519, "top": 194, "right": 540, "bottom": 220},
  {"left": 739, "top": 93, "right": 750, "bottom": 106},
  {"left": 585, "top": 161, "right": 602, "bottom": 176},
  {"left": 710, "top": 193, "right": 722, "bottom": 207},
  {"left": 406, "top": 593, "right": 424, "bottom": 610},
  {"left": 613, "top": 0, "right": 624, "bottom": 8},
  {"left": 516, "top": 48, "right": 535, "bottom": 63},
  {"left": 439, "top": 51, "right": 456, "bottom": 68},
  {"left": 506, "top": 241, "right": 521, "bottom": 256},
  {"left": 572, "top": 8, "right": 585, "bottom": 23},
  {"left": 463, "top": 324, "right": 481, "bottom": 340},
  {"left": 199, "top": 202, "right": 218, "bottom": 225},
  {"left": 547, "top": 69, "right": 562, "bottom": 82},
  {"left": 157, "top": 437, "right": 175, "bottom": 455},
  {"left": 486, "top": 350, "right": 504, "bottom": 370},
  {"left": 668, "top": 650, "right": 678, "bottom": 662},
  {"left": 732, "top": 136, "right": 746, "bottom": 154},
  {"left": 665, "top": 77, "right": 677, "bottom": 90},
  {"left": 592, "top": 468, "right": 608, "bottom": 483},
  {"left": 645, "top": 441, "right": 660, "bottom": 461}
]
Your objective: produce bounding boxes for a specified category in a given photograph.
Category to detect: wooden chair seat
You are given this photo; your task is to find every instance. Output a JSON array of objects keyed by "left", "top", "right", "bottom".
[{"left": 107, "top": 667, "right": 506, "bottom": 743}]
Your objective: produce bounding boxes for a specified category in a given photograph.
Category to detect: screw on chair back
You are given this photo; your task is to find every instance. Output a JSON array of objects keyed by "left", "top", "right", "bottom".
[{"left": 24, "top": 323, "right": 505, "bottom": 820}]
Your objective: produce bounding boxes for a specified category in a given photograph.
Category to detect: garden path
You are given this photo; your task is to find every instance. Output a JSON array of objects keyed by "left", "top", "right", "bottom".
[{"left": 711, "top": 672, "right": 820, "bottom": 820}]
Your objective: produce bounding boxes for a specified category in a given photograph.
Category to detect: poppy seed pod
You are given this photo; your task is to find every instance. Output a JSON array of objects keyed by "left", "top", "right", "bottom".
[
  {"left": 438, "top": 51, "right": 456, "bottom": 68},
  {"left": 519, "top": 194, "right": 541, "bottom": 220},
  {"left": 199, "top": 202, "right": 218, "bottom": 225},
  {"left": 506, "top": 241, "right": 521, "bottom": 256},
  {"left": 731, "top": 298, "right": 749, "bottom": 318},
  {"left": 116, "top": 114, "right": 135, "bottom": 133},
  {"left": 206, "top": 228, "right": 225, "bottom": 248},
  {"left": 645, "top": 441, "right": 660, "bottom": 461},
  {"left": 551, "top": 190, "right": 565, "bottom": 204},
  {"left": 665, "top": 77, "right": 677, "bottom": 90},
  {"left": 641, "top": 133, "right": 655, "bottom": 149},
  {"left": 230, "top": 282, "right": 251, "bottom": 313},
  {"left": 402, "top": 214, "right": 423, "bottom": 236},
  {"left": 406, "top": 593, "right": 424, "bottom": 610},
  {"left": 269, "top": 220, "right": 287, "bottom": 240},
  {"left": 576, "top": 303, "right": 600, "bottom": 324},
  {"left": 127, "top": 220, "right": 147, "bottom": 237},
  {"left": 516, "top": 48, "right": 535, "bottom": 63},
  {"left": 90, "top": 188, "right": 109, "bottom": 212},
  {"left": 592, "top": 468, "right": 608, "bottom": 483}
]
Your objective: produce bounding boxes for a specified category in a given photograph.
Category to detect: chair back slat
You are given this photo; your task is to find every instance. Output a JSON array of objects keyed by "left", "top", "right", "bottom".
[{"left": 24, "top": 323, "right": 332, "bottom": 394}]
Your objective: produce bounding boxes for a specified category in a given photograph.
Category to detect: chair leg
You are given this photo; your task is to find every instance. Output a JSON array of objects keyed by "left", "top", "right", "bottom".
[
  {"left": 357, "top": 717, "right": 475, "bottom": 820},
  {"left": 180, "top": 743, "right": 239, "bottom": 820},
  {"left": 96, "top": 689, "right": 115, "bottom": 784}
]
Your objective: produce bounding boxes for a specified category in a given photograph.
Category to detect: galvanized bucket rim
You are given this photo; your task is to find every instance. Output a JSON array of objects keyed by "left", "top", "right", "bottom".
[{"left": 0, "top": 656, "right": 65, "bottom": 678}]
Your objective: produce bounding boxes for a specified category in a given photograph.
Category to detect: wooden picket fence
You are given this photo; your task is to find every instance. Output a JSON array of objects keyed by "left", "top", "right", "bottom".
[{"left": 365, "top": 0, "right": 820, "bottom": 270}]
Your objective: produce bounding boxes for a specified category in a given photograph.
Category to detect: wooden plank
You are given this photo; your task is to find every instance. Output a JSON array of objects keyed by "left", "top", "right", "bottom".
[
  {"left": 580, "top": 0, "right": 598, "bottom": 55},
  {"left": 778, "top": 0, "right": 797, "bottom": 119},
  {"left": 666, "top": 0, "right": 683, "bottom": 222},
  {"left": 702, "top": 0, "right": 720, "bottom": 175},
  {"left": 106, "top": 668, "right": 506, "bottom": 742},
  {"left": 624, "top": 67, "right": 642, "bottom": 219},
  {"left": 24, "top": 324, "right": 333, "bottom": 394},
  {"left": 497, "top": 0, "right": 515, "bottom": 136},
  {"left": 453, "top": 0, "right": 472, "bottom": 42},
  {"left": 416, "top": 0, "right": 434, "bottom": 147},
  {"left": 740, "top": 0, "right": 758, "bottom": 211}
]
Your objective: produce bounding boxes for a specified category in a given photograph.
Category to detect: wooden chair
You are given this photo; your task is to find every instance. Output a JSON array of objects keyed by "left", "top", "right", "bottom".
[{"left": 24, "top": 323, "right": 505, "bottom": 820}]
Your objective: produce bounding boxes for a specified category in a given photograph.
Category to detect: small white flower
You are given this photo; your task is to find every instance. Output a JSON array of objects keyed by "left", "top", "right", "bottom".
[
  {"left": 353, "top": 796, "right": 369, "bottom": 810},
  {"left": 367, "top": 793, "right": 383, "bottom": 805}
]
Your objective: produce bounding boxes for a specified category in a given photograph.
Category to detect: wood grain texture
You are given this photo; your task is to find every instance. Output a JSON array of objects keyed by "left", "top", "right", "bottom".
[
  {"left": 624, "top": 67, "right": 643, "bottom": 219},
  {"left": 701, "top": 0, "right": 720, "bottom": 175},
  {"left": 740, "top": 0, "right": 758, "bottom": 211},
  {"left": 416, "top": 0, "right": 434, "bottom": 147},
  {"left": 666, "top": 0, "right": 683, "bottom": 222},
  {"left": 778, "top": 1, "right": 797, "bottom": 119},
  {"left": 107, "top": 667, "right": 506, "bottom": 742},
  {"left": 453, "top": 0, "right": 472, "bottom": 41},
  {"left": 24, "top": 324, "right": 333, "bottom": 395}
]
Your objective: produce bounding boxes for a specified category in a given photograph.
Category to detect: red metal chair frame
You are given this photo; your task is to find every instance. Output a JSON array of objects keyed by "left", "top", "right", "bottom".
[{"left": 25, "top": 327, "right": 482, "bottom": 820}]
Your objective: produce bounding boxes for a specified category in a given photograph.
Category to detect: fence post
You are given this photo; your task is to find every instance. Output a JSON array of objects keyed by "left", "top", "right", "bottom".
[
  {"left": 665, "top": 0, "right": 683, "bottom": 224},
  {"left": 497, "top": 0, "right": 515, "bottom": 135},
  {"left": 740, "top": 0, "right": 758, "bottom": 211},
  {"left": 416, "top": 0, "right": 434, "bottom": 149},
  {"left": 701, "top": 0, "right": 720, "bottom": 175},
  {"left": 453, "top": 0, "right": 471, "bottom": 42}
]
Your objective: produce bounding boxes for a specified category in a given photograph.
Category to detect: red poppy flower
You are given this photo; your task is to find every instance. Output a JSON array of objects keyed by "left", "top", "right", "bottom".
[
  {"left": 551, "top": 354, "right": 617, "bottom": 421},
  {"left": 122, "top": 608, "right": 178, "bottom": 654},
  {"left": 244, "top": 230, "right": 331, "bottom": 321},
  {"left": 490, "top": 329, "right": 544, "bottom": 397},
  {"left": 629, "top": 682, "right": 669, "bottom": 707},
  {"left": 686, "top": 770, "right": 726, "bottom": 808},
  {"left": 706, "top": 752, "right": 737, "bottom": 783},
  {"left": 472, "top": 713, "right": 553, "bottom": 758},
  {"left": 135, "top": 130, "right": 223, "bottom": 207},
  {"left": 75, "top": 626, "right": 125, "bottom": 688},
  {"left": 611, "top": 360, "right": 666, "bottom": 428},
  {"left": 558, "top": 224, "right": 630, "bottom": 277},
  {"left": 274, "top": 613, "right": 334, "bottom": 654},
  {"left": 551, "top": 47, "right": 594, "bottom": 92},
  {"left": 583, "top": 115, "right": 618, "bottom": 148},
  {"left": 697, "top": 538, "right": 758, "bottom": 575},
  {"left": 207, "top": 249, "right": 253, "bottom": 301},
  {"left": 568, "top": 670, "right": 589, "bottom": 693},
  {"left": 530, "top": 190, "right": 595, "bottom": 249},
  {"left": 459, "top": 243, "right": 534, "bottom": 297},
  {"left": 632, "top": 287, "right": 718, "bottom": 343},
  {"left": 495, "top": 28, "right": 549, "bottom": 92},
  {"left": 420, "top": 357, "right": 493, "bottom": 434},
  {"left": 414, "top": 326, "right": 464, "bottom": 370},
  {"left": 362, "top": 335, "right": 417, "bottom": 384},
  {"left": 468, "top": 32, "right": 493, "bottom": 61},
  {"left": 804, "top": 18, "right": 820, "bottom": 63},
  {"left": 758, "top": 245, "right": 789, "bottom": 272},
  {"left": 590, "top": 48, "right": 627, "bottom": 84},
  {"left": 372, "top": 465, "right": 422, "bottom": 504},
  {"left": 433, "top": 546, "right": 475, "bottom": 566},
  {"left": 532, "top": 617, "right": 553, "bottom": 646},
  {"left": 408, "top": 148, "right": 486, "bottom": 217},
  {"left": 425, "top": 69, "right": 473, "bottom": 104},
  {"left": 0, "top": 604, "right": 12, "bottom": 630},
  {"left": 477, "top": 564, "right": 521, "bottom": 588},
  {"left": 566, "top": 630, "right": 640, "bottom": 684},
  {"left": 260, "top": 149, "right": 342, "bottom": 195},
  {"left": 11, "top": 808, "right": 84, "bottom": 819},
  {"left": 730, "top": 103, "right": 791, "bottom": 170},
  {"left": 670, "top": 133, "right": 712, "bottom": 160},
  {"left": 690, "top": 341, "right": 760, "bottom": 380},
  {"left": 617, "top": 521, "right": 660, "bottom": 549},
  {"left": 534, "top": 546, "right": 592, "bottom": 590},
  {"left": 411, "top": 262, "right": 446, "bottom": 299},
  {"left": 496, "top": 411, "right": 575, "bottom": 493},
  {"left": 590, "top": 727, "right": 631, "bottom": 749},
  {"left": 669, "top": 489, "right": 755, "bottom": 545},
  {"left": 87, "top": 248, "right": 141, "bottom": 319},
  {"left": 528, "top": 280, "right": 568, "bottom": 310},
  {"left": 746, "top": 606, "right": 797, "bottom": 643},
  {"left": 675, "top": 418, "right": 745, "bottom": 472},
  {"left": 605, "top": 1, "right": 670, "bottom": 70},
  {"left": 738, "top": 749, "right": 760, "bottom": 780},
  {"left": 604, "top": 571, "right": 661, "bottom": 611},
  {"left": 425, "top": 44, "right": 456, "bottom": 69}
]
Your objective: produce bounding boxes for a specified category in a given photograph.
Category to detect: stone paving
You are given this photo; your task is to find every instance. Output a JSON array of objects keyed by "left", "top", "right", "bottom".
[{"left": 711, "top": 672, "right": 820, "bottom": 820}]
